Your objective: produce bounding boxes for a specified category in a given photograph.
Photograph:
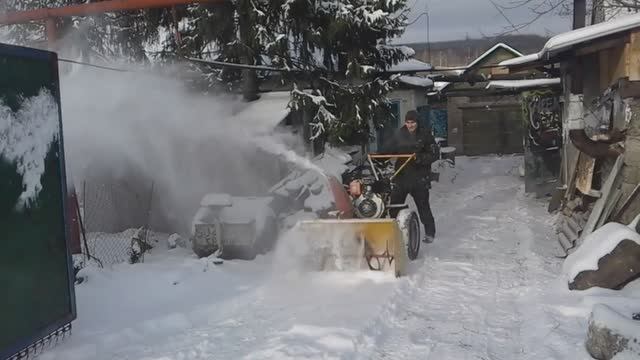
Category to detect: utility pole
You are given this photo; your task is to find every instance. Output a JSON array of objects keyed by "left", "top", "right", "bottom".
[
  {"left": 426, "top": 12, "right": 431, "bottom": 63},
  {"left": 573, "top": 0, "right": 587, "bottom": 29},
  {"left": 425, "top": 3, "right": 431, "bottom": 64}
]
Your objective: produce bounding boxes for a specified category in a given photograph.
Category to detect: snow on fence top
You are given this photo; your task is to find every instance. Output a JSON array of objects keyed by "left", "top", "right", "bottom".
[
  {"left": 500, "top": 13, "right": 640, "bottom": 67},
  {"left": 485, "top": 78, "right": 561, "bottom": 90}
]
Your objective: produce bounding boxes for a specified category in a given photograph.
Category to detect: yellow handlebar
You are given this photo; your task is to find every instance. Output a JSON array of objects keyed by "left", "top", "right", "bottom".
[
  {"left": 368, "top": 154, "right": 416, "bottom": 159},
  {"left": 367, "top": 153, "right": 416, "bottom": 181}
]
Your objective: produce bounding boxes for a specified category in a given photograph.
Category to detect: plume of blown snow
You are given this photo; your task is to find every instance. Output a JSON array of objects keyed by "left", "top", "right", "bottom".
[{"left": 60, "top": 64, "right": 315, "bottom": 234}]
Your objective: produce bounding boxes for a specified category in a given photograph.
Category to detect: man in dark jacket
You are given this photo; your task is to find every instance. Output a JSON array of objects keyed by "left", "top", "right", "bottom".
[{"left": 381, "top": 110, "right": 437, "bottom": 243}]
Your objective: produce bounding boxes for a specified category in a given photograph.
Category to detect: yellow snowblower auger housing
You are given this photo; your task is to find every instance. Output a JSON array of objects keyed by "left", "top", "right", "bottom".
[
  {"left": 294, "top": 154, "right": 422, "bottom": 278},
  {"left": 295, "top": 218, "right": 409, "bottom": 277}
]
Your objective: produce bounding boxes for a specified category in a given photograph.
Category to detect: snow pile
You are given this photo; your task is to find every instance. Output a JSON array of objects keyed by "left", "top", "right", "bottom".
[
  {"left": 0, "top": 88, "right": 60, "bottom": 209},
  {"left": 167, "top": 233, "right": 186, "bottom": 249},
  {"left": 613, "top": 351, "right": 640, "bottom": 360},
  {"left": 591, "top": 304, "right": 640, "bottom": 346},
  {"left": 562, "top": 217, "right": 640, "bottom": 282}
]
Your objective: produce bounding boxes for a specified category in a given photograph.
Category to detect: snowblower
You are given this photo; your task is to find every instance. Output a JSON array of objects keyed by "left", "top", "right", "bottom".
[{"left": 295, "top": 154, "right": 421, "bottom": 277}]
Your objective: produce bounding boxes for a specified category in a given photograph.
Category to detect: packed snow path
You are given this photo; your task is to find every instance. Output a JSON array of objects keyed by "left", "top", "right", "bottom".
[
  {"left": 43, "top": 156, "right": 593, "bottom": 360},
  {"left": 353, "top": 156, "right": 576, "bottom": 359}
]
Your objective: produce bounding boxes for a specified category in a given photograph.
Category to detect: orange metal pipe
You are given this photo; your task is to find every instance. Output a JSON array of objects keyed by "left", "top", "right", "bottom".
[{"left": 0, "top": 0, "right": 224, "bottom": 25}]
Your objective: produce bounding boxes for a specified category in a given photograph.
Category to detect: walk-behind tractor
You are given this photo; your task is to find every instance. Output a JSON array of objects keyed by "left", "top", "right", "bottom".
[{"left": 296, "top": 154, "right": 421, "bottom": 277}]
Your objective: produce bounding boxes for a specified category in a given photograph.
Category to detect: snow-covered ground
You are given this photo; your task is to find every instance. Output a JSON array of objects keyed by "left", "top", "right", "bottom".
[{"left": 41, "top": 155, "right": 640, "bottom": 360}]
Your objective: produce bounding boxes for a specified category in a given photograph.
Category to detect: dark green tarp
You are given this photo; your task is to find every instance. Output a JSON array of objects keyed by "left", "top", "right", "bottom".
[{"left": 0, "top": 43, "right": 76, "bottom": 359}]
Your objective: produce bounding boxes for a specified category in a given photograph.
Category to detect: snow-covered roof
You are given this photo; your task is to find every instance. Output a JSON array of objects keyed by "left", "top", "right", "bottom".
[
  {"left": 229, "top": 92, "right": 291, "bottom": 131},
  {"left": 433, "top": 82, "right": 451, "bottom": 92},
  {"left": 394, "top": 45, "right": 416, "bottom": 58},
  {"left": 499, "top": 53, "right": 540, "bottom": 67},
  {"left": 388, "top": 58, "right": 433, "bottom": 72},
  {"left": 500, "top": 13, "right": 640, "bottom": 67},
  {"left": 464, "top": 43, "right": 523, "bottom": 72},
  {"left": 485, "top": 78, "right": 561, "bottom": 89},
  {"left": 397, "top": 75, "right": 433, "bottom": 88}
]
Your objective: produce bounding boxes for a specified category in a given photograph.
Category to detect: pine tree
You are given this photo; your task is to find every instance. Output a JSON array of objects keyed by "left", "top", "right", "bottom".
[
  {"left": 250, "top": 0, "right": 412, "bottom": 146},
  {"left": 2, "top": 0, "right": 412, "bottom": 146}
]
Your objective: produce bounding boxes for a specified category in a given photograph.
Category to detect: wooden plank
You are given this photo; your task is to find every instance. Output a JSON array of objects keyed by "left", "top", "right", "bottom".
[
  {"left": 599, "top": 48, "right": 611, "bottom": 93},
  {"left": 564, "top": 147, "right": 581, "bottom": 202},
  {"left": 628, "top": 31, "right": 640, "bottom": 82},
  {"left": 613, "top": 183, "right": 640, "bottom": 221},
  {"left": 611, "top": 44, "right": 629, "bottom": 88},
  {"left": 575, "top": 35, "right": 629, "bottom": 57},
  {"left": 585, "top": 189, "right": 602, "bottom": 198},
  {"left": 575, "top": 152, "right": 596, "bottom": 195},
  {"left": 582, "top": 155, "right": 624, "bottom": 238},
  {"left": 598, "top": 188, "right": 623, "bottom": 228},
  {"left": 597, "top": 44, "right": 628, "bottom": 92}
]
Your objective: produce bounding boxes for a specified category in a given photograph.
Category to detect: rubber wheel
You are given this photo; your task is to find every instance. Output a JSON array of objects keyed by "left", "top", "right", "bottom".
[{"left": 397, "top": 209, "right": 420, "bottom": 260}]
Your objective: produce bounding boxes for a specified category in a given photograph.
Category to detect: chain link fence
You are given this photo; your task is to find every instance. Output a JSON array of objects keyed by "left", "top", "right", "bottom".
[{"left": 80, "top": 179, "right": 155, "bottom": 266}]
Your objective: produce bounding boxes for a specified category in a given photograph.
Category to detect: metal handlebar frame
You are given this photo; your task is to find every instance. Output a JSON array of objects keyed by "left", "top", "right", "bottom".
[{"left": 367, "top": 153, "right": 416, "bottom": 181}]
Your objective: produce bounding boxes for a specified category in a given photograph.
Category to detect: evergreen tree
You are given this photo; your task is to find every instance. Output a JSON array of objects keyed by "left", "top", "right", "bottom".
[
  {"left": 2, "top": 0, "right": 412, "bottom": 146},
  {"left": 250, "top": 0, "right": 412, "bottom": 145}
]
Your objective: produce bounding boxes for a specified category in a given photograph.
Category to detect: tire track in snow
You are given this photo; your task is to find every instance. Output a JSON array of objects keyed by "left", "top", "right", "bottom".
[{"left": 352, "top": 162, "right": 554, "bottom": 359}]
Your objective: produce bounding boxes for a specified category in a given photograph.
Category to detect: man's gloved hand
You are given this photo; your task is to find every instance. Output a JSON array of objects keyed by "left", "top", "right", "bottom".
[{"left": 415, "top": 153, "right": 432, "bottom": 165}]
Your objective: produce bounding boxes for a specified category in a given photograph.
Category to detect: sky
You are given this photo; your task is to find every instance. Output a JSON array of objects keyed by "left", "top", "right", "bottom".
[{"left": 396, "top": 0, "right": 572, "bottom": 43}]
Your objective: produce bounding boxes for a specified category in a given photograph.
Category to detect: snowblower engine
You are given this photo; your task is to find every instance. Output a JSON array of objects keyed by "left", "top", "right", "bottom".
[{"left": 345, "top": 159, "right": 395, "bottom": 219}]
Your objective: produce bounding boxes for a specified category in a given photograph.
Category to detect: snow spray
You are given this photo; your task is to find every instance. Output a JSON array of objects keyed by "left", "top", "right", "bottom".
[
  {"left": 270, "top": 221, "right": 368, "bottom": 278},
  {"left": 58, "top": 62, "right": 320, "bottom": 235}
]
